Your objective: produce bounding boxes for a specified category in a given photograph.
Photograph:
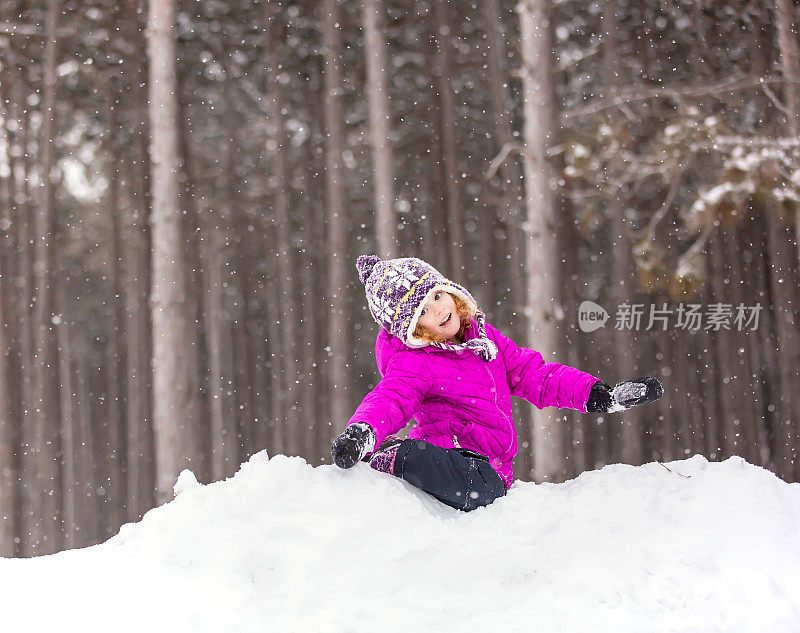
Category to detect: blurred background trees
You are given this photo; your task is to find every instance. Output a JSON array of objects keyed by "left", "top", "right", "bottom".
[{"left": 0, "top": 0, "right": 798, "bottom": 556}]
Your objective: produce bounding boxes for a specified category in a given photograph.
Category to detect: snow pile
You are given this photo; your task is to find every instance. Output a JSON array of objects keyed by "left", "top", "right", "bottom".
[{"left": 2, "top": 453, "right": 799, "bottom": 632}]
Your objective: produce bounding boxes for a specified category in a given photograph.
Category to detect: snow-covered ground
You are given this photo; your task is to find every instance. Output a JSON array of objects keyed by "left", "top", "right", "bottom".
[{"left": 2, "top": 453, "right": 799, "bottom": 633}]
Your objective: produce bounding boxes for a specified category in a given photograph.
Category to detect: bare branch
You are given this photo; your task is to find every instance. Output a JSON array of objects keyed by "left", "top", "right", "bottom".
[
  {"left": 641, "top": 164, "right": 688, "bottom": 242},
  {"left": 484, "top": 142, "right": 530, "bottom": 180},
  {"left": 0, "top": 23, "right": 76, "bottom": 38},
  {"left": 761, "top": 82, "right": 791, "bottom": 117},
  {"left": 658, "top": 462, "right": 691, "bottom": 478},
  {"left": 561, "top": 74, "right": 799, "bottom": 121},
  {"left": 686, "top": 222, "right": 715, "bottom": 259},
  {"left": 0, "top": 23, "right": 41, "bottom": 36}
]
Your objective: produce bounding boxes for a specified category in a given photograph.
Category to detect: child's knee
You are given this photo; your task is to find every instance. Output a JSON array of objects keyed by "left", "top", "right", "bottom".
[
  {"left": 462, "top": 460, "right": 506, "bottom": 511},
  {"left": 394, "top": 440, "right": 437, "bottom": 488},
  {"left": 394, "top": 439, "right": 505, "bottom": 511}
]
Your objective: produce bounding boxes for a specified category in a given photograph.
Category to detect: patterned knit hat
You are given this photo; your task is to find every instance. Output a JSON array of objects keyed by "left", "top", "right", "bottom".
[{"left": 356, "top": 255, "right": 498, "bottom": 361}]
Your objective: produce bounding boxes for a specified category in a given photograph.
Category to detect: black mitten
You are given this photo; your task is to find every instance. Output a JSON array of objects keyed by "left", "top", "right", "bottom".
[
  {"left": 331, "top": 423, "right": 377, "bottom": 469},
  {"left": 612, "top": 377, "right": 664, "bottom": 409},
  {"left": 586, "top": 381, "right": 613, "bottom": 413},
  {"left": 586, "top": 377, "right": 663, "bottom": 413}
]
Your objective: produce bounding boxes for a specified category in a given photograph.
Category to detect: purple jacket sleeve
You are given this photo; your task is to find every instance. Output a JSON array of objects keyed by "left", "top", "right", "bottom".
[
  {"left": 487, "top": 323, "right": 600, "bottom": 412},
  {"left": 346, "top": 351, "right": 432, "bottom": 447}
]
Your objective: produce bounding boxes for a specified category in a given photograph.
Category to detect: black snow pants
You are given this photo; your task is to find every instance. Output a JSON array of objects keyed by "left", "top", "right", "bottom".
[{"left": 392, "top": 439, "right": 506, "bottom": 512}]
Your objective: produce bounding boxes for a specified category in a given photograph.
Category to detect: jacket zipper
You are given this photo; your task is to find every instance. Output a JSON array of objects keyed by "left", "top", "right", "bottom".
[
  {"left": 433, "top": 343, "right": 515, "bottom": 458},
  {"left": 483, "top": 362, "right": 516, "bottom": 456}
]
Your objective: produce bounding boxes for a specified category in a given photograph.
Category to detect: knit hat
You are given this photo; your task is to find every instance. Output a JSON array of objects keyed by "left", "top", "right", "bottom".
[{"left": 356, "top": 255, "right": 498, "bottom": 361}]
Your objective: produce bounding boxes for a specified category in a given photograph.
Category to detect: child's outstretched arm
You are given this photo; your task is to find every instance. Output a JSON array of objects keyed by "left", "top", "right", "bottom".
[
  {"left": 331, "top": 353, "right": 432, "bottom": 468},
  {"left": 486, "top": 323, "right": 662, "bottom": 412}
]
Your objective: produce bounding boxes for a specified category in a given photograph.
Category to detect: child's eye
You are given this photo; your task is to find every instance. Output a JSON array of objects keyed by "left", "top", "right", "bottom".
[
  {"left": 435, "top": 292, "right": 441, "bottom": 300},
  {"left": 421, "top": 308, "right": 427, "bottom": 315}
]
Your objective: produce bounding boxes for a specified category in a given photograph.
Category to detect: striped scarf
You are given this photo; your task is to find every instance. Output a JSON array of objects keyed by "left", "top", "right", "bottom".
[{"left": 429, "top": 312, "right": 498, "bottom": 362}]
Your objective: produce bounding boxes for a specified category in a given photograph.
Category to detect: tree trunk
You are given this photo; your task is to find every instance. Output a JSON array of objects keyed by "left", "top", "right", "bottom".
[
  {"left": 763, "top": 205, "right": 800, "bottom": 479},
  {"left": 75, "top": 350, "right": 100, "bottom": 546},
  {"left": 252, "top": 322, "right": 272, "bottom": 459},
  {"left": 423, "top": 61, "right": 449, "bottom": 274},
  {"left": 301, "top": 93, "right": 325, "bottom": 463},
  {"left": 482, "top": 0, "right": 526, "bottom": 324},
  {"left": 259, "top": 249, "right": 283, "bottom": 456},
  {"left": 203, "top": 223, "right": 238, "bottom": 479},
  {"left": 479, "top": 0, "right": 516, "bottom": 332},
  {"left": 726, "top": 224, "right": 763, "bottom": 465},
  {"left": 15, "top": 77, "right": 34, "bottom": 554},
  {"left": 124, "top": 0, "right": 155, "bottom": 522},
  {"left": 776, "top": 0, "right": 800, "bottom": 135},
  {"left": 175, "top": 62, "right": 213, "bottom": 484},
  {"left": 741, "top": 212, "right": 775, "bottom": 467},
  {"left": 55, "top": 310, "right": 75, "bottom": 549},
  {"left": 433, "top": 0, "right": 466, "bottom": 277},
  {"left": 265, "top": 3, "right": 299, "bottom": 456},
  {"left": 147, "top": 0, "right": 206, "bottom": 501},
  {"left": 227, "top": 134, "right": 260, "bottom": 464},
  {"left": 22, "top": 0, "right": 63, "bottom": 555},
  {"left": 775, "top": 0, "right": 800, "bottom": 267},
  {"left": 105, "top": 83, "right": 128, "bottom": 532},
  {"left": 0, "top": 69, "right": 20, "bottom": 556},
  {"left": 322, "top": 0, "right": 352, "bottom": 439},
  {"left": 600, "top": 0, "right": 644, "bottom": 466},
  {"left": 517, "top": 0, "right": 567, "bottom": 482},
  {"left": 363, "top": 0, "right": 397, "bottom": 259},
  {"left": 707, "top": 226, "right": 749, "bottom": 460}
]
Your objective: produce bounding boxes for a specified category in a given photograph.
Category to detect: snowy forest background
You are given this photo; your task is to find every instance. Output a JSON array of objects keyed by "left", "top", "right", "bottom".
[{"left": 0, "top": 0, "right": 798, "bottom": 558}]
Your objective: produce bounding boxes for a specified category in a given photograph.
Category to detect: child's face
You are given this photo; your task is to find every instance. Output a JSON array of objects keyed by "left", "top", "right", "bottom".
[{"left": 418, "top": 290, "right": 460, "bottom": 340}]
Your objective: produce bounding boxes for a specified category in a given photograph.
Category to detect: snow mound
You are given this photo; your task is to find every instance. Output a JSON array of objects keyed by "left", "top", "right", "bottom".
[{"left": 2, "top": 453, "right": 800, "bottom": 633}]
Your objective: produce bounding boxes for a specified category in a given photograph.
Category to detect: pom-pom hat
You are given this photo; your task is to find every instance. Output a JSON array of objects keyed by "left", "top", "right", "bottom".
[{"left": 356, "top": 255, "right": 498, "bottom": 361}]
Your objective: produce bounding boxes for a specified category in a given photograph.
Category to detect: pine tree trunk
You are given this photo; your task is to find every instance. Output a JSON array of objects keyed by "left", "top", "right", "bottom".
[
  {"left": 600, "top": 0, "right": 644, "bottom": 467},
  {"left": 15, "top": 79, "right": 34, "bottom": 554},
  {"left": 775, "top": 0, "right": 800, "bottom": 270},
  {"left": 264, "top": 255, "right": 284, "bottom": 455},
  {"left": 423, "top": 68, "right": 449, "bottom": 274},
  {"left": 175, "top": 64, "right": 212, "bottom": 484},
  {"left": 298, "top": 130, "right": 322, "bottom": 462},
  {"left": 726, "top": 224, "right": 763, "bottom": 465},
  {"left": 322, "top": 0, "right": 352, "bottom": 439},
  {"left": 124, "top": 0, "right": 155, "bottom": 521},
  {"left": 55, "top": 313, "right": 75, "bottom": 549},
  {"left": 265, "top": 4, "right": 299, "bottom": 455},
  {"left": 76, "top": 351, "right": 100, "bottom": 546},
  {"left": 363, "top": 0, "right": 397, "bottom": 259},
  {"left": 252, "top": 323, "right": 272, "bottom": 459},
  {"left": 707, "top": 226, "right": 750, "bottom": 460},
  {"left": 105, "top": 84, "right": 128, "bottom": 532},
  {"left": 0, "top": 69, "right": 20, "bottom": 556},
  {"left": 741, "top": 212, "right": 774, "bottom": 467},
  {"left": 517, "top": 0, "right": 567, "bottom": 482},
  {"left": 301, "top": 95, "right": 325, "bottom": 463},
  {"left": 481, "top": 0, "right": 533, "bottom": 476},
  {"left": 22, "top": 0, "right": 63, "bottom": 555},
  {"left": 203, "top": 224, "right": 238, "bottom": 479},
  {"left": 763, "top": 206, "right": 800, "bottom": 479},
  {"left": 433, "top": 0, "right": 466, "bottom": 277},
  {"left": 147, "top": 0, "right": 205, "bottom": 501},
  {"left": 228, "top": 137, "right": 260, "bottom": 463},
  {"left": 482, "top": 0, "right": 526, "bottom": 331},
  {"left": 776, "top": 0, "right": 800, "bottom": 135}
]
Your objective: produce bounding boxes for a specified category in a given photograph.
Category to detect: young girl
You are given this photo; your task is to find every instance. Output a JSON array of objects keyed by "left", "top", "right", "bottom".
[{"left": 332, "top": 255, "right": 663, "bottom": 511}]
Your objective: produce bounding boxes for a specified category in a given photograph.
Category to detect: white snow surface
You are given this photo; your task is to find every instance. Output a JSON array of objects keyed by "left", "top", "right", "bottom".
[{"left": 2, "top": 453, "right": 800, "bottom": 633}]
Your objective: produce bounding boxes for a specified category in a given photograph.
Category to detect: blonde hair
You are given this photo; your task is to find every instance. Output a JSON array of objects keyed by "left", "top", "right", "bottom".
[{"left": 412, "top": 291, "right": 478, "bottom": 344}]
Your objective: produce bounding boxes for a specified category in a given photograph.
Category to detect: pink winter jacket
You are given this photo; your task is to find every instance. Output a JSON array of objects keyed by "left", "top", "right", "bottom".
[{"left": 347, "top": 319, "right": 600, "bottom": 487}]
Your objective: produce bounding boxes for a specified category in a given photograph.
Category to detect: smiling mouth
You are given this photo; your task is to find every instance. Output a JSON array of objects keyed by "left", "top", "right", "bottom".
[{"left": 439, "top": 313, "right": 452, "bottom": 327}]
